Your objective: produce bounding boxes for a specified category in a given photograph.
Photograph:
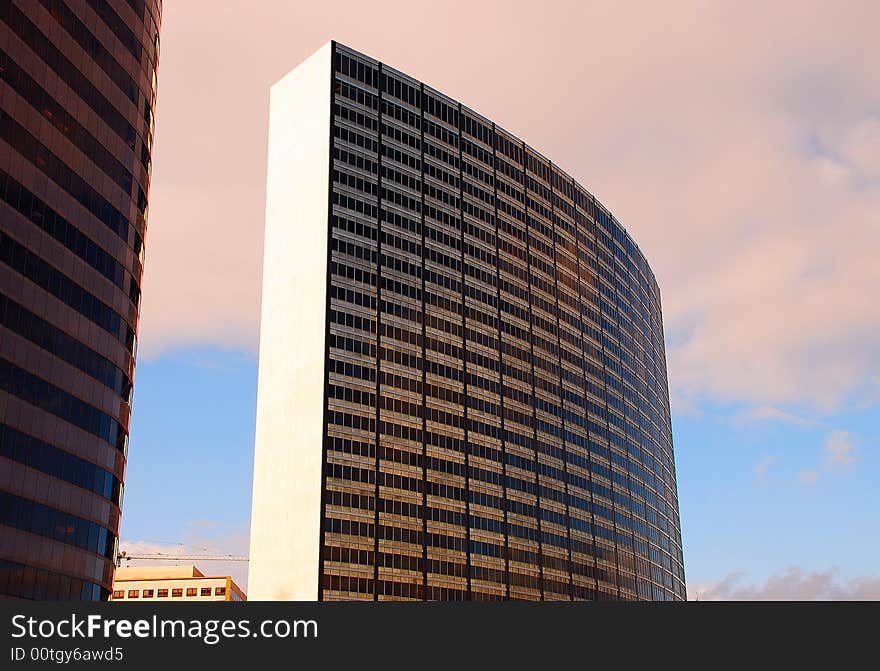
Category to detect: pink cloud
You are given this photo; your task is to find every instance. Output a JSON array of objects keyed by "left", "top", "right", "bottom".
[
  {"left": 139, "top": 0, "right": 880, "bottom": 414},
  {"left": 794, "top": 429, "right": 858, "bottom": 486}
]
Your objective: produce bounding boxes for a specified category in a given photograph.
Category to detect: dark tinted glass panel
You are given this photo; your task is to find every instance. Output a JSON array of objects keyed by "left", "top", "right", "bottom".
[{"left": 317, "top": 44, "right": 685, "bottom": 602}]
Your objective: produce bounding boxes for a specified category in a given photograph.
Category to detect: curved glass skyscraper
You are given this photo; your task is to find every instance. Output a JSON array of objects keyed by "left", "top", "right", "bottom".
[
  {"left": 249, "top": 41, "right": 685, "bottom": 601},
  {"left": 0, "top": 0, "right": 161, "bottom": 600}
]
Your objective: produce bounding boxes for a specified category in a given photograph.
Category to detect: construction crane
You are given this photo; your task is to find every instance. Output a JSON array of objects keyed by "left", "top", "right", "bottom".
[{"left": 115, "top": 550, "right": 248, "bottom": 568}]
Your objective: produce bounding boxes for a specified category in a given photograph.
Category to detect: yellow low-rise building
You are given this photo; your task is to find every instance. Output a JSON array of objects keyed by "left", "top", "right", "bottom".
[{"left": 111, "top": 566, "right": 245, "bottom": 602}]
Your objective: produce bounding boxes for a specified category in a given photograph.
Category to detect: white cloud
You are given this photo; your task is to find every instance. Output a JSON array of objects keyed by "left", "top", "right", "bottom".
[
  {"left": 690, "top": 567, "right": 880, "bottom": 600},
  {"left": 795, "top": 429, "right": 858, "bottom": 486},
  {"left": 735, "top": 405, "right": 815, "bottom": 427},
  {"left": 823, "top": 429, "right": 857, "bottom": 468}
]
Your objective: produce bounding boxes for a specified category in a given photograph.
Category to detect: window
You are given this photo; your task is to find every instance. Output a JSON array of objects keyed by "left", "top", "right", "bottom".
[
  {"left": 186, "top": 588, "right": 197, "bottom": 597},
  {"left": 157, "top": 589, "right": 168, "bottom": 598},
  {"left": 0, "top": 421, "right": 122, "bottom": 504},
  {"left": 0, "top": 489, "right": 116, "bottom": 559},
  {"left": 112, "top": 590, "right": 124, "bottom": 599},
  {"left": 142, "top": 589, "right": 154, "bottom": 598},
  {"left": 215, "top": 587, "right": 226, "bottom": 596},
  {"left": 200, "top": 587, "right": 212, "bottom": 596},
  {"left": 172, "top": 588, "right": 183, "bottom": 597},
  {"left": 127, "top": 590, "right": 138, "bottom": 598}
]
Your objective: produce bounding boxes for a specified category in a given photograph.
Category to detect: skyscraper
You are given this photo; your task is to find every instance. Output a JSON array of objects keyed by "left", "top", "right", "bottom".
[
  {"left": 249, "top": 41, "right": 685, "bottom": 601},
  {"left": 0, "top": 0, "right": 161, "bottom": 600}
]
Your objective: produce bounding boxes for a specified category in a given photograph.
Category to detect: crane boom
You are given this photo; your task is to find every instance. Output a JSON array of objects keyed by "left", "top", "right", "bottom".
[{"left": 116, "top": 551, "right": 248, "bottom": 567}]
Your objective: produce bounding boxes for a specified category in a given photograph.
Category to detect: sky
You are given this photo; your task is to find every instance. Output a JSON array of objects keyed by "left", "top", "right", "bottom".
[{"left": 118, "top": 0, "right": 880, "bottom": 599}]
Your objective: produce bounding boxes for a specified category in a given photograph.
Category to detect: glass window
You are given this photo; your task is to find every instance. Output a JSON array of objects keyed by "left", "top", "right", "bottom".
[
  {"left": 127, "top": 590, "right": 138, "bottom": 598},
  {"left": 172, "top": 588, "right": 183, "bottom": 597},
  {"left": 186, "top": 587, "right": 197, "bottom": 597},
  {"left": 200, "top": 587, "right": 211, "bottom": 596}
]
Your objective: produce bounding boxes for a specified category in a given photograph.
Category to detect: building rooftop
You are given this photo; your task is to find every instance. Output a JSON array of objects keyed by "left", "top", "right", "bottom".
[{"left": 114, "top": 565, "right": 205, "bottom": 580}]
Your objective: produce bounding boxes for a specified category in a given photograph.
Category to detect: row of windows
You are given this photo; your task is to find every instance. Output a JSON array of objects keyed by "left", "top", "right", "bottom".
[
  {"left": 330, "top": 283, "right": 376, "bottom": 310},
  {"left": 381, "top": 73, "right": 420, "bottom": 108},
  {"left": 0, "top": 169, "right": 139, "bottom": 301},
  {"left": 36, "top": 0, "right": 141, "bottom": 105},
  {"left": 329, "top": 308, "right": 376, "bottom": 335},
  {"left": 0, "top": 292, "right": 132, "bottom": 399},
  {"left": 334, "top": 168, "right": 377, "bottom": 197},
  {"left": 327, "top": 517, "right": 486, "bottom": 553},
  {"left": 0, "top": 110, "right": 137, "bottom": 248},
  {"left": 329, "top": 357, "right": 376, "bottom": 383},
  {"left": 383, "top": 142, "right": 421, "bottom": 171},
  {"left": 82, "top": 0, "right": 145, "bottom": 65},
  {"left": 462, "top": 139, "right": 493, "bottom": 173},
  {"left": 0, "top": 422, "right": 122, "bottom": 505},
  {"left": 1, "top": 49, "right": 136, "bottom": 198},
  {"left": 334, "top": 124, "right": 378, "bottom": 154},
  {"left": 113, "top": 586, "right": 226, "bottom": 599},
  {"left": 382, "top": 185, "right": 421, "bottom": 213},
  {"left": 0, "top": 490, "right": 115, "bottom": 560},
  {"left": 0, "top": 559, "right": 105, "bottom": 601},
  {"left": 424, "top": 141, "right": 459, "bottom": 171},
  {"left": 335, "top": 103, "right": 377, "bottom": 132},
  {"left": 382, "top": 164, "right": 421, "bottom": 193},
  {"left": 0, "top": 357, "right": 127, "bottom": 453},
  {"left": 0, "top": 230, "right": 135, "bottom": 352},
  {"left": 326, "top": 435, "right": 375, "bottom": 458},
  {"left": 323, "top": 523, "right": 639, "bottom": 594},
  {"left": 328, "top": 410, "right": 375, "bottom": 434},
  {"left": 381, "top": 121, "right": 420, "bottom": 151},
  {"left": 334, "top": 146, "right": 379, "bottom": 179},
  {"left": 325, "top": 449, "right": 647, "bottom": 531},
  {"left": 333, "top": 190, "right": 378, "bottom": 219},
  {"left": 463, "top": 181, "right": 494, "bottom": 212},
  {"left": 382, "top": 98, "right": 420, "bottom": 129},
  {"left": 321, "top": 574, "right": 473, "bottom": 601},
  {"left": 329, "top": 332, "right": 376, "bottom": 359},
  {"left": 462, "top": 158, "right": 494, "bottom": 190},
  {"left": 332, "top": 236, "right": 377, "bottom": 268},
  {"left": 336, "top": 51, "right": 378, "bottom": 89},
  {"left": 335, "top": 80, "right": 377, "bottom": 111},
  {"left": 380, "top": 255, "right": 421, "bottom": 285},
  {"left": 0, "top": 2, "right": 138, "bottom": 149},
  {"left": 462, "top": 115, "right": 492, "bottom": 147},
  {"left": 425, "top": 161, "right": 458, "bottom": 192}
]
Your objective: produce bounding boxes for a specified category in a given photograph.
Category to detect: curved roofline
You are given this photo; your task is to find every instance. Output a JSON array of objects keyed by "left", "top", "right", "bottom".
[{"left": 328, "top": 40, "right": 661, "bottom": 298}]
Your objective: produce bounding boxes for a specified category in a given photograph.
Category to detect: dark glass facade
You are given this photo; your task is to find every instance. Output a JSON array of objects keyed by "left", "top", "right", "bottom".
[
  {"left": 0, "top": 0, "right": 161, "bottom": 600},
  {"left": 319, "top": 43, "right": 685, "bottom": 601}
]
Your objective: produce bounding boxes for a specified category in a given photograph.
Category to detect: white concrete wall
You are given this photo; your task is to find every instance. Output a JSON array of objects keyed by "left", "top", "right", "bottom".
[{"left": 247, "top": 41, "right": 333, "bottom": 601}]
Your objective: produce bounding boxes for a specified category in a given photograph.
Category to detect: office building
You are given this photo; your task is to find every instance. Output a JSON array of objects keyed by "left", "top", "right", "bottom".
[
  {"left": 111, "top": 566, "right": 246, "bottom": 602},
  {"left": 249, "top": 41, "right": 685, "bottom": 601},
  {"left": 0, "top": 0, "right": 161, "bottom": 600}
]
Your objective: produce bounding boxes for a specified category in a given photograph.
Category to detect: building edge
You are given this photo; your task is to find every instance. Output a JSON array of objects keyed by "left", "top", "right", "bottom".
[{"left": 247, "top": 41, "right": 333, "bottom": 600}]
